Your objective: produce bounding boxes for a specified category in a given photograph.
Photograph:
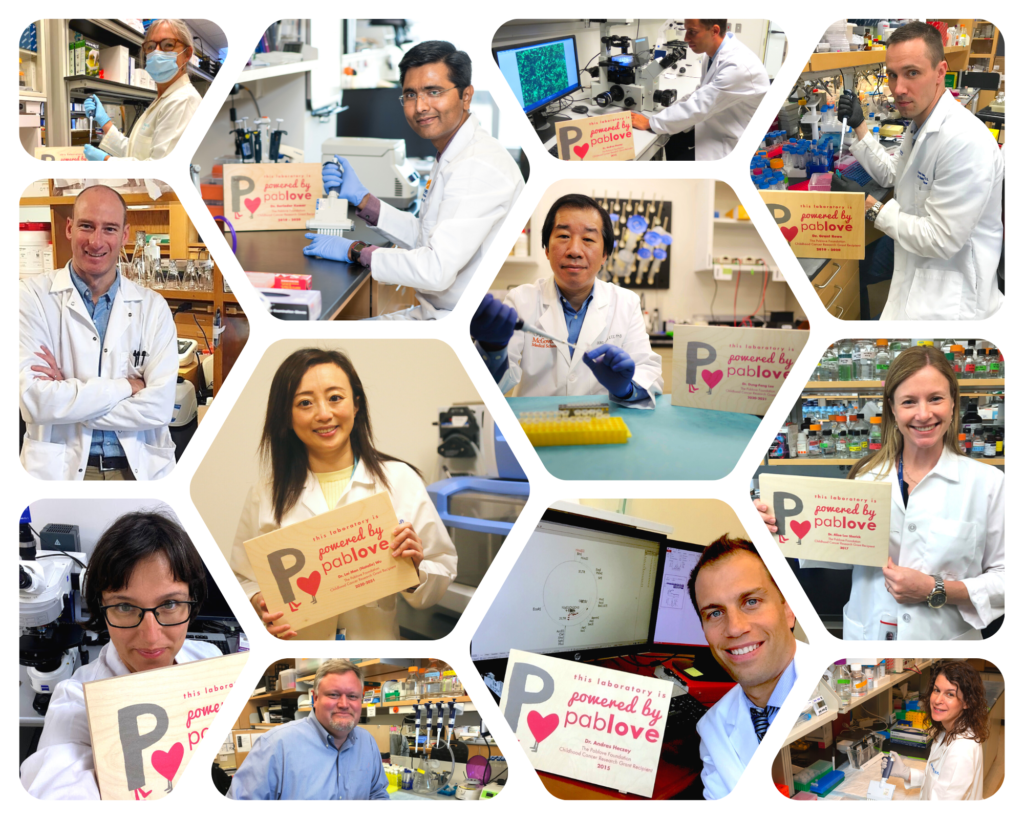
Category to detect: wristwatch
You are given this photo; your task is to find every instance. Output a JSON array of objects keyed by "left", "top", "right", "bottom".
[
  {"left": 348, "top": 241, "right": 369, "bottom": 263},
  {"left": 865, "top": 201, "right": 883, "bottom": 223},
  {"left": 926, "top": 575, "right": 947, "bottom": 609}
]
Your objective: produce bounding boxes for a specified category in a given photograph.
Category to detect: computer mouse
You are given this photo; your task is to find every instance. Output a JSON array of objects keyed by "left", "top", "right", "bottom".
[{"left": 572, "top": 106, "right": 589, "bottom": 114}]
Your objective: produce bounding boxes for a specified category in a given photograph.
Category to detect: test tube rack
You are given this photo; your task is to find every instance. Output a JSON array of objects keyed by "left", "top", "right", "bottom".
[{"left": 519, "top": 410, "right": 631, "bottom": 447}]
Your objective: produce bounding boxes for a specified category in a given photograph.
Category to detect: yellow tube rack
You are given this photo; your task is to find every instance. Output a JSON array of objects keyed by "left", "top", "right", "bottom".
[{"left": 520, "top": 416, "right": 632, "bottom": 447}]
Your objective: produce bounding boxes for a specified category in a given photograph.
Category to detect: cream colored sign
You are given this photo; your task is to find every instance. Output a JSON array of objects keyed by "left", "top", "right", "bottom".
[
  {"left": 759, "top": 473, "right": 891, "bottom": 567},
  {"left": 243, "top": 492, "right": 418, "bottom": 632},
  {"left": 500, "top": 649, "right": 673, "bottom": 798},
  {"left": 34, "top": 146, "right": 87, "bottom": 161},
  {"left": 671, "top": 326, "right": 809, "bottom": 415},
  {"left": 555, "top": 112, "right": 635, "bottom": 161},
  {"left": 759, "top": 191, "right": 866, "bottom": 260},
  {"left": 222, "top": 163, "right": 320, "bottom": 231},
  {"left": 84, "top": 652, "right": 248, "bottom": 800}
]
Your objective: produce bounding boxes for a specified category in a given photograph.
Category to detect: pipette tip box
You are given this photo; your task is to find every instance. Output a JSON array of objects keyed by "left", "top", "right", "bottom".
[{"left": 518, "top": 412, "right": 631, "bottom": 447}]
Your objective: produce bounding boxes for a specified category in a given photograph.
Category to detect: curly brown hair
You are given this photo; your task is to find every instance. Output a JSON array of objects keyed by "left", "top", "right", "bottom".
[{"left": 928, "top": 661, "right": 989, "bottom": 745}]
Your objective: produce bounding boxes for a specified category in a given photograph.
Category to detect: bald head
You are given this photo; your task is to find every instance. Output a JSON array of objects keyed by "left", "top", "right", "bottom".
[{"left": 74, "top": 185, "right": 128, "bottom": 229}]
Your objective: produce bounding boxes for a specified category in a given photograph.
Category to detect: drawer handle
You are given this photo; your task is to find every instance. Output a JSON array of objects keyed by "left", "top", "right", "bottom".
[
  {"left": 825, "top": 284, "right": 844, "bottom": 309},
  {"left": 833, "top": 305, "right": 845, "bottom": 318},
  {"left": 816, "top": 262, "right": 843, "bottom": 289}
]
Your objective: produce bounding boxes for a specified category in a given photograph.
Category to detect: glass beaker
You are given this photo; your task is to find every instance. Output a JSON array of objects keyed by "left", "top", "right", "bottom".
[{"left": 184, "top": 259, "right": 199, "bottom": 291}]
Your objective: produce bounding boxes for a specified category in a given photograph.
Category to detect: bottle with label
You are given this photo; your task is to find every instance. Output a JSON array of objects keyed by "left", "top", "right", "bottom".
[
  {"left": 808, "top": 424, "right": 821, "bottom": 457},
  {"left": 855, "top": 412, "right": 869, "bottom": 437},
  {"left": 850, "top": 667, "right": 867, "bottom": 697},
  {"left": 869, "top": 416, "right": 883, "bottom": 452},
  {"left": 797, "top": 428, "right": 809, "bottom": 458},
  {"left": 996, "top": 429, "right": 1004, "bottom": 456},
  {"left": 964, "top": 347, "right": 977, "bottom": 379},
  {"left": 958, "top": 433, "right": 968, "bottom": 455},
  {"left": 857, "top": 339, "right": 876, "bottom": 380},
  {"left": 770, "top": 427, "right": 789, "bottom": 459},
  {"left": 874, "top": 340, "right": 890, "bottom": 381},
  {"left": 834, "top": 663, "right": 852, "bottom": 704},
  {"left": 835, "top": 417, "right": 849, "bottom": 458},
  {"left": 984, "top": 348, "right": 1001, "bottom": 378},
  {"left": 962, "top": 402, "right": 984, "bottom": 439},
  {"left": 820, "top": 429, "right": 836, "bottom": 457},
  {"left": 823, "top": 344, "right": 839, "bottom": 381},
  {"left": 837, "top": 339, "right": 855, "bottom": 381},
  {"left": 985, "top": 432, "right": 996, "bottom": 458},
  {"left": 972, "top": 430, "right": 986, "bottom": 458},
  {"left": 888, "top": 339, "right": 906, "bottom": 359},
  {"left": 949, "top": 344, "right": 966, "bottom": 377}
]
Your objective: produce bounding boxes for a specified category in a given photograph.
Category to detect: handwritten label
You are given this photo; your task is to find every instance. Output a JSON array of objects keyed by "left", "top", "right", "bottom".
[
  {"left": 759, "top": 191, "right": 866, "bottom": 260},
  {"left": 555, "top": 112, "right": 636, "bottom": 162}
]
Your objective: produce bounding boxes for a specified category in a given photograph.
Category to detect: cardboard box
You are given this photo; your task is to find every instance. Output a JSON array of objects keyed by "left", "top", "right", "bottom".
[{"left": 99, "top": 45, "right": 132, "bottom": 85}]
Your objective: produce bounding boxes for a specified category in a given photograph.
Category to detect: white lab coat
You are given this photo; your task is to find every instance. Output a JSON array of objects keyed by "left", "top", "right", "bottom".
[
  {"left": 906, "top": 731, "right": 984, "bottom": 800},
  {"left": 697, "top": 641, "right": 812, "bottom": 799},
  {"left": 497, "top": 277, "right": 662, "bottom": 409},
  {"left": 648, "top": 33, "right": 769, "bottom": 161},
  {"left": 368, "top": 114, "right": 524, "bottom": 319},
  {"left": 231, "top": 459, "right": 457, "bottom": 640},
  {"left": 19, "top": 266, "right": 179, "bottom": 480},
  {"left": 852, "top": 89, "right": 1004, "bottom": 320},
  {"left": 799, "top": 448, "right": 1004, "bottom": 640},
  {"left": 98, "top": 74, "right": 201, "bottom": 161},
  {"left": 20, "top": 640, "right": 221, "bottom": 800}
]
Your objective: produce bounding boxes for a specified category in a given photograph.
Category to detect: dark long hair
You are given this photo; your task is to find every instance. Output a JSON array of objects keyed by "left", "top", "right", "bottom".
[
  {"left": 260, "top": 348, "right": 422, "bottom": 523},
  {"left": 928, "top": 661, "right": 990, "bottom": 745}
]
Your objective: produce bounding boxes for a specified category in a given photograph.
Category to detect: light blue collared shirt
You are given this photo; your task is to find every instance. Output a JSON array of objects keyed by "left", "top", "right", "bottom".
[
  {"left": 740, "top": 654, "right": 798, "bottom": 735},
  {"left": 69, "top": 265, "right": 125, "bottom": 458},
  {"left": 227, "top": 716, "right": 389, "bottom": 800}
]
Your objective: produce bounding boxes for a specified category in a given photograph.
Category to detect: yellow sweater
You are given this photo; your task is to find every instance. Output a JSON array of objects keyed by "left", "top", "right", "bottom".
[{"left": 314, "top": 465, "right": 354, "bottom": 510}]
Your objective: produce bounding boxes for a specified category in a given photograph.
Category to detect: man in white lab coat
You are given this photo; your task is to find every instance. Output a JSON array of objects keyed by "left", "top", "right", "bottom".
[
  {"left": 470, "top": 194, "right": 662, "bottom": 408},
  {"left": 832, "top": 21, "right": 1004, "bottom": 320},
  {"left": 303, "top": 41, "right": 525, "bottom": 319},
  {"left": 19, "top": 185, "right": 179, "bottom": 480},
  {"left": 688, "top": 537, "right": 810, "bottom": 799},
  {"left": 630, "top": 20, "right": 769, "bottom": 161}
]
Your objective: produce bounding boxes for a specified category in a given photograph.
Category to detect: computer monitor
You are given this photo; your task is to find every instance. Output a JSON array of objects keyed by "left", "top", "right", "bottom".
[
  {"left": 492, "top": 35, "right": 581, "bottom": 131},
  {"left": 471, "top": 508, "right": 665, "bottom": 663},
  {"left": 650, "top": 543, "right": 709, "bottom": 648},
  {"left": 336, "top": 88, "right": 437, "bottom": 159}
]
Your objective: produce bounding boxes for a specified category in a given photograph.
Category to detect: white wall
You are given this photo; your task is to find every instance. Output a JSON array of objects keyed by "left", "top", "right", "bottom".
[
  {"left": 28, "top": 499, "right": 181, "bottom": 557},
  {"left": 491, "top": 178, "right": 806, "bottom": 324},
  {"left": 191, "top": 339, "right": 480, "bottom": 559}
]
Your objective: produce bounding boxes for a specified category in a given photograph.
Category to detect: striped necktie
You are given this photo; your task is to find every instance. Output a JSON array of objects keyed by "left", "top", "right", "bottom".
[{"left": 750, "top": 705, "right": 778, "bottom": 742}]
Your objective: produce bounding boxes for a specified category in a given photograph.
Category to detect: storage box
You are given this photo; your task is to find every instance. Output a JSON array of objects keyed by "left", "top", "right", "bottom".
[{"left": 99, "top": 45, "right": 132, "bottom": 85}]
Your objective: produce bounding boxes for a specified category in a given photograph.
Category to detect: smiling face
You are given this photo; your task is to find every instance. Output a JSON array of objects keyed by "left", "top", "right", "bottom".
[
  {"left": 102, "top": 552, "right": 191, "bottom": 673},
  {"left": 885, "top": 38, "right": 947, "bottom": 125},
  {"left": 930, "top": 673, "right": 965, "bottom": 730},
  {"left": 314, "top": 671, "right": 364, "bottom": 739},
  {"left": 402, "top": 62, "right": 472, "bottom": 151},
  {"left": 545, "top": 206, "right": 608, "bottom": 299},
  {"left": 683, "top": 20, "right": 723, "bottom": 55},
  {"left": 66, "top": 187, "right": 129, "bottom": 287},
  {"left": 291, "top": 363, "right": 359, "bottom": 472},
  {"left": 695, "top": 551, "right": 796, "bottom": 700},
  {"left": 890, "top": 364, "right": 954, "bottom": 454}
]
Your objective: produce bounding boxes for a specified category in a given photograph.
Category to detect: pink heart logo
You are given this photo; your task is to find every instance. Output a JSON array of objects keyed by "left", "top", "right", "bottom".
[
  {"left": 701, "top": 369, "right": 724, "bottom": 390},
  {"left": 573, "top": 144, "right": 589, "bottom": 159},
  {"left": 790, "top": 520, "right": 811, "bottom": 540},
  {"left": 151, "top": 742, "right": 184, "bottom": 781},
  {"left": 526, "top": 710, "right": 559, "bottom": 744},
  {"left": 296, "top": 571, "right": 321, "bottom": 597},
  {"left": 244, "top": 197, "right": 261, "bottom": 215},
  {"left": 781, "top": 226, "right": 799, "bottom": 243}
]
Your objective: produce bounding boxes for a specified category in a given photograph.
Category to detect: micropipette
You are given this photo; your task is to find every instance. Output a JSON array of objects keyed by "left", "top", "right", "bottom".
[
  {"left": 88, "top": 114, "right": 94, "bottom": 146},
  {"left": 835, "top": 116, "right": 848, "bottom": 175},
  {"left": 880, "top": 738, "right": 894, "bottom": 779},
  {"left": 514, "top": 318, "right": 565, "bottom": 344}
]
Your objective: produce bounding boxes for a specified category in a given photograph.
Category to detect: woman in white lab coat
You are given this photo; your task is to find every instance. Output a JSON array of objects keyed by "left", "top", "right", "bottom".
[
  {"left": 757, "top": 346, "right": 1003, "bottom": 640},
  {"left": 883, "top": 661, "right": 987, "bottom": 799},
  {"left": 21, "top": 512, "right": 222, "bottom": 800},
  {"left": 229, "top": 348, "right": 457, "bottom": 640},
  {"left": 83, "top": 19, "right": 202, "bottom": 161}
]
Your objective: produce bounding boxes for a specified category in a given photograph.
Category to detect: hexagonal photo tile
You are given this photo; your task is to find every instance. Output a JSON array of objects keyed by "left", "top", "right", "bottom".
[
  {"left": 190, "top": 338, "right": 530, "bottom": 641},
  {"left": 752, "top": 336, "right": 1004, "bottom": 640},
  {"left": 468, "top": 178, "right": 815, "bottom": 480},
  {"left": 749, "top": 18, "right": 1004, "bottom": 321},
  {"left": 772, "top": 657, "right": 1003, "bottom": 800},
  {"left": 213, "top": 656, "right": 509, "bottom": 799},
  {"left": 470, "top": 498, "right": 816, "bottom": 800},
  {"left": 20, "top": 19, "right": 228, "bottom": 161},
  {"left": 191, "top": 19, "right": 528, "bottom": 320},
  {"left": 492, "top": 18, "right": 787, "bottom": 161},
  {"left": 19, "top": 498, "right": 251, "bottom": 800},
  {"left": 18, "top": 178, "right": 250, "bottom": 481}
]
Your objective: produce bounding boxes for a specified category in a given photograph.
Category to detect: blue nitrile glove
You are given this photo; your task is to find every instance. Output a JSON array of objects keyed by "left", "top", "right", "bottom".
[
  {"left": 830, "top": 172, "right": 868, "bottom": 196},
  {"left": 303, "top": 233, "right": 357, "bottom": 263},
  {"left": 83, "top": 94, "right": 110, "bottom": 127},
  {"left": 325, "top": 155, "right": 371, "bottom": 208},
  {"left": 583, "top": 344, "right": 636, "bottom": 399},
  {"left": 83, "top": 144, "right": 109, "bottom": 161},
  {"left": 471, "top": 294, "right": 518, "bottom": 350}
]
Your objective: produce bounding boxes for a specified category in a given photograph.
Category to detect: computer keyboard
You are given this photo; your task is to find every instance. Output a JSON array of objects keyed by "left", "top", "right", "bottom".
[
  {"left": 186, "top": 632, "right": 231, "bottom": 655},
  {"left": 665, "top": 692, "right": 710, "bottom": 738}
]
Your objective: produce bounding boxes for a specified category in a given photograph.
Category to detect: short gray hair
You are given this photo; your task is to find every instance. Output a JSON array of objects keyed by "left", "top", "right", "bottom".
[
  {"left": 313, "top": 659, "right": 364, "bottom": 695},
  {"left": 144, "top": 19, "right": 195, "bottom": 63}
]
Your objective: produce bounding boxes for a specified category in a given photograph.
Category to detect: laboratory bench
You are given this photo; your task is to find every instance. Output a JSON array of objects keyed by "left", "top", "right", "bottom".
[
  {"left": 507, "top": 393, "right": 762, "bottom": 481},
  {"left": 228, "top": 215, "right": 416, "bottom": 320}
]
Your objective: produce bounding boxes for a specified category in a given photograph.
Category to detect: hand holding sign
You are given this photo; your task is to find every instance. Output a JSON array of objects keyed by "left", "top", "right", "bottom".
[{"left": 252, "top": 592, "right": 298, "bottom": 640}]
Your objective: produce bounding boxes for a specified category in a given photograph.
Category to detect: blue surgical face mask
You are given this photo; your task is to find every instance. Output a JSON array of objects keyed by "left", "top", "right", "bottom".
[{"left": 146, "top": 50, "right": 183, "bottom": 83}]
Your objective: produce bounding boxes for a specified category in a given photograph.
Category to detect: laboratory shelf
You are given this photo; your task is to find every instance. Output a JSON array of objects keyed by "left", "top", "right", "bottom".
[
  {"left": 365, "top": 696, "right": 471, "bottom": 711},
  {"left": 804, "top": 46, "right": 967, "bottom": 72},
  {"left": 240, "top": 60, "right": 319, "bottom": 82},
  {"left": 806, "top": 379, "right": 1004, "bottom": 389},
  {"left": 712, "top": 218, "right": 754, "bottom": 225},
  {"left": 785, "top": 706, "right": 836, "bottom": 746},
  {"left": 836, "top": 660, "right": 932, "bottom": 715},
  {"left": 70, "top": 18, "right": 145, "bottom": 48},
  {"left": 768, "top": 457, "right": 1004, "bottom": 466},
  {"left": 249, "top": 689, "right": 303, "bottom": 702},
  {"left": 295, "top": 659, "right": 408, "bottom": 684},
  {"left": 64, "top": 75, "right": 157, "bottom": 102}
]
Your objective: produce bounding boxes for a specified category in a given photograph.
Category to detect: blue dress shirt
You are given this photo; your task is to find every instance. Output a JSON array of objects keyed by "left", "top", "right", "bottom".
[
  {"left": 69, "top": 266, "right": 126, "bottom": 458},
  {"left": 227, "top": 716, "right": 390, "bottom": 800},
  {"left": 479, "top": 284, "right": 648, "bottom": 401},
  {"left": 740, "top": 654, "right": 798, "bottom": 736}
]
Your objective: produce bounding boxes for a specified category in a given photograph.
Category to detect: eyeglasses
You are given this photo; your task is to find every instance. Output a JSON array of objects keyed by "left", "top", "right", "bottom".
[
  {"left": 100, "top": 600, "right": 196, "bottom": 628},
  {"left": 398, "top": 87, "right": 459, "bottom": 106},
  {"left": 143, "top": 39, "right": 186, "bottom": 55}
]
